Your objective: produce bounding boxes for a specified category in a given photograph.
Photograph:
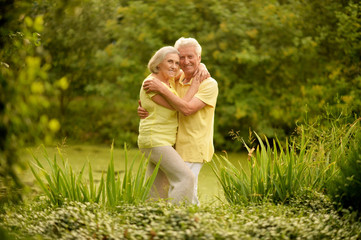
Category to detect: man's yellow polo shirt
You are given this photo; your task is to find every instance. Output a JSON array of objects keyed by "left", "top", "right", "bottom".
[
  {"left": 175, "top": 75, "right": 218, "bottom": 163},
  {"left": 138, "top": 76, "right": 178, "bottom": 148}
]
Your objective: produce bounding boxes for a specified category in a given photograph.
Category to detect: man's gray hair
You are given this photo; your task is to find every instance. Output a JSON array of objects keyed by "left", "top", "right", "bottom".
[
  {"left": 174, "top": 37, "right": 202, "bottom": 57},
  {"left": 148, "top": 46, "right": 180, "bottom": 74}
]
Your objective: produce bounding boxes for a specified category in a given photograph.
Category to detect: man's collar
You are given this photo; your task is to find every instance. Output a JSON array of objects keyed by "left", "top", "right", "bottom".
[{"left": 179, "top": 73, "right": 192, "bottom": 86}]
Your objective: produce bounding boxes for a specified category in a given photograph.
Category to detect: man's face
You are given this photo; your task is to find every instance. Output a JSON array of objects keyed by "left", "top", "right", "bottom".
[{"left": 178, "top": 45, "right": 201, "bottom": 77}]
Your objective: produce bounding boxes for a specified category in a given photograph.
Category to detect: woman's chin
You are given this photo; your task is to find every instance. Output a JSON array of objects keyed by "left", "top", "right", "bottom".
[{"left": 167, "top": 72, "right": 176, "bottom": 78}]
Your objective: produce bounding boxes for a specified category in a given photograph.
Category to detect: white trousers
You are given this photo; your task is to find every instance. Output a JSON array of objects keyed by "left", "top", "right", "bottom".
[
  {"left": 185, "top": 162, "right": 203, "bottom": 205},
  {"left": 140, "top": 146, "right": 196, "bottom": 204}
]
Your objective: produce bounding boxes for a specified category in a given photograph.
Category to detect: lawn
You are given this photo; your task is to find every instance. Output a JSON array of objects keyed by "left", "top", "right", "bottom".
[{"left": 1, "top": 144, "right": 360, "bottom": 239}]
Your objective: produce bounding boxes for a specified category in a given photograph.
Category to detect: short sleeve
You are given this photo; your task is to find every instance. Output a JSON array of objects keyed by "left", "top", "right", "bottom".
[
  {"left": 194, "top": 78, "right": 218, "bottom": 107},
  {"left": 142, "top": 78, "right": 157, "bottom": 98}
]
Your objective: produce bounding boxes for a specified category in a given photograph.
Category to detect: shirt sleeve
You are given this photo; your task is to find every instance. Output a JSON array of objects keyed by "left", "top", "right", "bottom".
[
  {"left": 195, "top": 78, "right": 218, "bottom": 107},
  {"left": 142, "top": 78, "right": 157, "bottom": 98}
]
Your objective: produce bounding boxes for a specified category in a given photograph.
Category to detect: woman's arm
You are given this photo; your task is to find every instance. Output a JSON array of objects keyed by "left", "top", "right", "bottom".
[
  {"left": 193, "top": 63, "right": 210, "bottom": 83},
  {"left": 175, "top": 69, "right": 183, "bottom": 81},
  {"left": 151, "top": 94, "right": 175, "bottom": 110},
  {"left": 143, "top": 79, "right": 205, "bottom": 116},
  {"left": 182, "top": 77, "right": 201, "bottom": 102},
  {"left": 181, "top": 63, "right": 209, "bottom": 101}
]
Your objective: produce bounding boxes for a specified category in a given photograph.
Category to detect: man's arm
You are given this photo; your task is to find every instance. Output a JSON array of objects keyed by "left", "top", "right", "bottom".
[
  {"left": 137, "top": 100, "right": 149, "bottom": 119},
  {"left": 137, "top": 93, "right": 174, "bottom": 119}
]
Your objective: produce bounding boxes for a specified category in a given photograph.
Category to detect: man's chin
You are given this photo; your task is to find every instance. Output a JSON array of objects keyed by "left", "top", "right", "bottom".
[{"left": 183, "top": 69, "right": 195, "bottom": 76}]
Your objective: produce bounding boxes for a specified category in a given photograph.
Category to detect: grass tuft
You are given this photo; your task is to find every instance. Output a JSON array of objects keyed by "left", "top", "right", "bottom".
[{"left": 29, "top": 143, "right": 159, "bottom": 206}]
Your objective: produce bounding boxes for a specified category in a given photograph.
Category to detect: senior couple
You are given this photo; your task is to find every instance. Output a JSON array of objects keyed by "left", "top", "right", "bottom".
[{"left": 137, "top": 37, "right": 218, "bottom": 205}]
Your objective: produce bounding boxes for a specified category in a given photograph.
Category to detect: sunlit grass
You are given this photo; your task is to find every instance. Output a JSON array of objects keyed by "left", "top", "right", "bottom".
[
  {"left": 29, "top": 143, "right": 160, "bottom": 206},
  {"left": 22, "top": 145, "right": 248, "bottom": 204},
  {"left": 212, "top": 119, "right": 360, "bottom": 205}
]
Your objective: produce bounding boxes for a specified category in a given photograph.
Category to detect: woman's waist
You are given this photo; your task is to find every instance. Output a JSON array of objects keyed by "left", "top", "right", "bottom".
[
  {"left": 140, "top": 118, "right": 178, "bottom": 128},
  {"left": 139, "top": 125, "right": 177, "bottom": 135}
]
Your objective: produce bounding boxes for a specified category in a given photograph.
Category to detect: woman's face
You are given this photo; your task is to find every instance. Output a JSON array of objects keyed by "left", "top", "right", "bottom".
[{"left": 158, "top": 53, "right": 180, "bottom": 79}]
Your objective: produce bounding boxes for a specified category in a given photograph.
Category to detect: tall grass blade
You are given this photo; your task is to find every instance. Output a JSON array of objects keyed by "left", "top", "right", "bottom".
[
  {"left": 96, "top": 172, "right": 105, "bottom": 203},
  {"left": 141, "top": 154, "right": 161, "bottom": 202}
]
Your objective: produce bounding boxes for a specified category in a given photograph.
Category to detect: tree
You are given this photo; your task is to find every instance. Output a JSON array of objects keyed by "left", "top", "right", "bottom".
[{"left": 0, "top": 0, "right": 58, "bottom": 203}]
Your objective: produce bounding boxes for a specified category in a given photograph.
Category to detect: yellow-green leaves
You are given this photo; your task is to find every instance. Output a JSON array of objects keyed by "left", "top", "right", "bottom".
[
  {"left": 48, "top": 119, "right": 61, "bottom": 133},
  {"left": 56, "top": 77, "right": 69, "bottom": 90}
]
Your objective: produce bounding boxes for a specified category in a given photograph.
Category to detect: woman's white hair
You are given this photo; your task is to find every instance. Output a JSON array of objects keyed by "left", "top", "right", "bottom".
[
  {"left": 174, "top": 37, "right": 202, "bottom": 57},
  {"left": 148, "top": 46, "right": 179, "bottom": 74}
]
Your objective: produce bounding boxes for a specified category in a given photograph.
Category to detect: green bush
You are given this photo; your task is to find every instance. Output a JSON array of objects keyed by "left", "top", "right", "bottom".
[
  {"left": 60, "top": 95, "right": 139, "bottom": 146},
  {"left": 2, "top": 198, "right": 361, "bottom": 239},
  {"left": 0, "top": 2, "right": 58, "bottom": 204},
  {"left": 328, "top": 123, "right": 361, "bottom": 214},
  {"left": 212, "top": 114, "right": 361, "bottom": 206},
  {"left": 212, "top": 131, "right": 337, "bottom": 205}
]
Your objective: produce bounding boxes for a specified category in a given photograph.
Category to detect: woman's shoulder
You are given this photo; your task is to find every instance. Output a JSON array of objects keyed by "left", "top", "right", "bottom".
[{"left": 142, "top": 74, "right": 155, "bottom": 85}]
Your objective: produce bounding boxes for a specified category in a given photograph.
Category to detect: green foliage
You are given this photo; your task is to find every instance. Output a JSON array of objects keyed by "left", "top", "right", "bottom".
[
  {"left": 0, "top": 1, "right": 58, "bottom": 203},
  {"left": 30, "top": 146, "right": 104, "bottom": 205},
  {"left": 212, "top": 128, "right": 345, "bottom": 205},
  {"left": 1, "top": 197, "right": 361, "bottom": 239},
  {"left": 2, "top": 0, "right": 361, "bottom": 208},
  {"left": 61, "top": 96, "right": 139, "bottom": 145},
  {"left": 212, "top": 133, "right": 314, "bottom": 204},
  {"left": 4, "top": 0, "right": 358, "bottom": 150},
  {"left": 29, "top": 143, "right": 160, "bottom": 206},
  {"left": 31, "top": 0, "right": 118, "bottom": 132},
  {"left": 98, "top": 0, "right": 361, "bottom": 149},
  {"left": 213, "top": 114, "right": 361, "bottom": 206},
  {"left": 328, "top": 123, "right": 361, "bottom": 214}
]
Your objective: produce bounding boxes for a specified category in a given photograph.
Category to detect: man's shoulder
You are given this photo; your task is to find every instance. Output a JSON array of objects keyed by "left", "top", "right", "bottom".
[{"left": 202, "top": 77, "right": 218, "bottom": 87}]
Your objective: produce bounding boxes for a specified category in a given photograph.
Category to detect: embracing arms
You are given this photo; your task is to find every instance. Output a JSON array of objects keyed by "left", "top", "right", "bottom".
[
  {"left": 138, "top": 63, "right": 210, "bottom": 118},
  {"left": 143, "top": 79, "right": 205, "bottom": 116}
]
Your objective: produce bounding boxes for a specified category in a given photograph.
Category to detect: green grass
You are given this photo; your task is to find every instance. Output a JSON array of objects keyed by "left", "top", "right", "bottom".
[
  {"left": 21, "top": 144, "right": 248, "bottom": 204},
  {"left": 212, "top": 120, "right": 359, "bottom": 205},
  {"left": 3, "top": 140, "right": 360, "bottom": 239},
  {"left": 28, "top": 143, "right": 160, "bottom": 206}
]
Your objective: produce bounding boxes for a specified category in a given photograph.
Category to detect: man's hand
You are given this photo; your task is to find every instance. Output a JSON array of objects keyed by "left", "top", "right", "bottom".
[
  {"left": 143, "top": 78, "right": 165, "bottom": 94},
  {"left": 138, "top": 100, "right": 149, "bottom": 119}
]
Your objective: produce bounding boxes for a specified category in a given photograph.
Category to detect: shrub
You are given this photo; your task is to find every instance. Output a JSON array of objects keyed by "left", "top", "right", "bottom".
[
  {"left": 328, "top": 125, "right": 361, "bottom": 214},
  {"left": 211, "top": 130, "right": 344, "bottom": 205},
  {"left": 2, "top": 198, "right": 361, "bottom": 240},
  {"left": 214, "top": 115, "right": 361, "bottom": 206}
]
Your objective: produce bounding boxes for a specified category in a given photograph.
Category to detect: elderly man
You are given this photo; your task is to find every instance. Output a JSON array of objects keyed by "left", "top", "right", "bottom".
[{"left": 139, "top": 37, "right": 218, "bottom": 204}]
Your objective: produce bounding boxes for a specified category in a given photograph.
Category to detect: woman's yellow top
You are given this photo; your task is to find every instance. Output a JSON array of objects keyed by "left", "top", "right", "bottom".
[{"left": 137, "top": 75, "right": 178, "bottom": 149}]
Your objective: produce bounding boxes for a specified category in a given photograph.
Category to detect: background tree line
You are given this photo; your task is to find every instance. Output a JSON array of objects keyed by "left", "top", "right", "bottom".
[
  {"left": 1, "top": 0, "right": 360, "bottom": 200},
  {"left": 35, "top": 0, "right": 361, "bottom": 151}
]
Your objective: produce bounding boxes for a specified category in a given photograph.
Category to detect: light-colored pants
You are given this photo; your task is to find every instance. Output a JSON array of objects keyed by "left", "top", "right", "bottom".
[
  {"left": 140, "top": 146, "right": 195, "bottom": 204},
  {"left": 185, "top": 162, "right": 203, "bottom": 205}
]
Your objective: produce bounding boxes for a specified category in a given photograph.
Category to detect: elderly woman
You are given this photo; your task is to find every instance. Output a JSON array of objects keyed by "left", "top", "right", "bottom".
[{"left": 138, "top": 46, "right": 200, "bottom": 204}]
